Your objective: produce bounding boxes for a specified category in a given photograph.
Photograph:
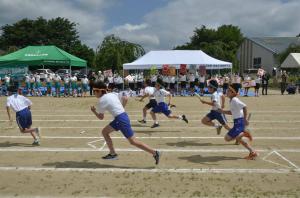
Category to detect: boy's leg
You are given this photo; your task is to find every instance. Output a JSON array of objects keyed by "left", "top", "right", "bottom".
[
  {"left": 102, "top": 125, "right": 117, "bottom": 155},
  {"left": 127, "top": 136, "right": 155, "bottom": 155}
]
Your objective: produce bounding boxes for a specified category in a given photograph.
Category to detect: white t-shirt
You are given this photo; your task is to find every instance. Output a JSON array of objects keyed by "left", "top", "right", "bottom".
[
  {"left": 97, "top": 93, "right": 125, "bottom": 117},
  {"left": 255, "top": 77, "right": 261, "bottom": 84},
  {"left": 163, "top": 76, "right": 169, "bottom": 83},
  {"left": 35, "top": 75, "right": 41, "bottom": 83},
  {"left": 30, "top": 77, "right": 35, "bottom": 83},
  {"left": 154, "top": 89, "right": 170, "bottom": 103},
  {"left": 70, "top": 76, "right": 77, "bottom": 82},
  {"left": 4, "top": 76, "right": 10, "bottom": 83},
  {"left": 151, "top": 75, "right": 157, "bottom": 82},
  {"left": 211, "top": 91, "right": 222, "bottom": 110},
  {"left": 144, "top": 86, "right": 155, "bottom": 99},
  {"left": 108, "top": 76, "right": 114, "bottom": 83},
  {"left": 230, "top": 97, "right": 246, "bottom": 119},
  {"left": 169, "top": 76, "right": 175, "bottom": 84},
  {"left": 6, "top": 94, "right": 32, "bottom": 112},
  {"left": 179, "top": 75, "right": 186, "bottom": 82},
  {"left": 199, "top": 76, "right": 205, "bottom": 83},
  {"left": 188, "top": 74, "right": 195, "bottom": 82},
  {"left": 54, "top": 76, "right": 61, "bottom": 82},
  {"left": 81, "top": 78, "right": 89, "bottom": 84},
  {"left": 64, "top": 77, "right": 70, "bottom": 84},
  {"left": 25, "top": 76, "right": 30, "bottom": 83}
]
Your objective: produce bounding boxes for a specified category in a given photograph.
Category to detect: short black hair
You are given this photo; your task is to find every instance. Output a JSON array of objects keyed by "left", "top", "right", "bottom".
[
  {"left": 208, "top": 79, "right": 218, "bottom": 90},
  {"left": 156, "top": 78, "right": 164, "bottom": 87},
  {"left": 93, "top": 80, "right": 107, "bottom": 89},
  {"left": 145, "top": 79, "right": 151, "bottom": 86}
]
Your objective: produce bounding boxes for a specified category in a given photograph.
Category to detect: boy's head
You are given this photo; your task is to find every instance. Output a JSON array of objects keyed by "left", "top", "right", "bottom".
[
  {"left": 93, "top": 80, "right": 108, "bottom": 98},
  {"left": 208, "top": 79, "right": 218, "bottom": 93},
  {"left": 155, "top": 78, "right": 163, "bottom": 89},
  {"left": 227, "top": 84, "right": 239, "bottom": 98},
  {"left": 144, "top": 79, "right": 151, "bottom": 87}
]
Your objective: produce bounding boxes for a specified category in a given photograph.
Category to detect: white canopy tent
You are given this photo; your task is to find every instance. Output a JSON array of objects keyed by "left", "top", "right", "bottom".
[
  {"left": 123, "top": 50, "right": 232, "bottom": 70},
  {"left": 281, "top": 53, "right": 300, "bottom": 69}
]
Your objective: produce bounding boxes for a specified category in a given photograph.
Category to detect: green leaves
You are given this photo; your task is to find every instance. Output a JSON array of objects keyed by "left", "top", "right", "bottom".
[{"left": 94, "top": 34, "right": 145, "bottom": 72}]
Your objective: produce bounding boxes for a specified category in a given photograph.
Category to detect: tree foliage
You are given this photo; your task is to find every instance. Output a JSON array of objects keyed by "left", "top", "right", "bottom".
[
  {"left": 0, "top": 17, "right": 94, "bottom": 66},
  {"left": 277, "top": 44, "right": 300, "bottom": 64},
  {"left": 94, "top": 34, "right": 145, "bottom": 72},
  {"left": 174, "top": 25, "right": 244, "bottom": 72}
]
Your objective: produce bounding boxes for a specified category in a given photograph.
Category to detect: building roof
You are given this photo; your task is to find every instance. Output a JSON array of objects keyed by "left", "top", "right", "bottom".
[
  {"left": 281, "top": 53, "right": 300, "bottom": 68},
  {"left": 249, "top": 37, "right": 300, "bottom": 54}
]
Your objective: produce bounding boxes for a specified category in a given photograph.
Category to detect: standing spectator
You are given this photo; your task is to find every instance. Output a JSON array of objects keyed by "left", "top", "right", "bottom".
[
  {"left": 116, "top": 74, "right": 124, "bottom": 91},
  {"left": 151, "top": 73, "right": 157, "bottom": 87},
  {"left": 236, "top": 74, "right": 242, "bottom": 94},
  {"left": 199, "top": 74, "right": 206, "bottom": 96},
  {"left": 35, "top": 74, "right": 42, "bottom": 96},
  {"left": 81, "top": 75, "right": 89, "bottom": 97},
  {"left": 261, "top": 72, "right": 269, "bottom": 95},
  {"left": 280, "top": 70, "right": 288, "bottom": 95},
  {"left": 46, "top": 74, "right": 53, "bottom": 97},
  {"left": 53, "top": 73, "right": 62, "bottom": 97},
  {"left": 25, "top": 74, "right": 30, "bottom": 95},
  {"left": 136, "top": 72, "right": 144, "bottom": 94},
  {"left": 64, "top": 74, "right": 70, "bottom": 97},
  {"left": 188, "top": 72, "right": 195, "bottom": 96},
  {"left": 70, "top": 74, "right": 78, "bottom": 97},
  {"left": 254, "top": 75, "right": 261, "bottom": 97},
  {"left": 29, "top": 74, "right": 35, "bottom": 96},
  {"left": 108, "top": 74, "right": 114, "bottom": 90},
  {"left": 244, "top": 75, "right": 251, "bottom": 97},
  {"left": 88, "top": 72, "right": 96, "bottom": 96},
  {"left": 223, "top": 75, "right": 230, "bottom": 95},
  {"left": 97, "top": 71, "right": 105, "bottom": 82},
  {"left": 162, "top": 74, "right": 169, "bottom": 89},
  {"left": 169, "top": 75, "right": 176, "bottom": 96},
  {"left": 179, "top": 73, "right": 187, "bottom": 96}
]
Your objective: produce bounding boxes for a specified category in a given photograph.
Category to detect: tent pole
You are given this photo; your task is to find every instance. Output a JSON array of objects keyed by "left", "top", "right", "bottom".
[
  {"left": 176, "top": 68, "right": 178, "bottom": 95},
  {"left": 122, "top": 69, "right": 124, "bottom": 90}
]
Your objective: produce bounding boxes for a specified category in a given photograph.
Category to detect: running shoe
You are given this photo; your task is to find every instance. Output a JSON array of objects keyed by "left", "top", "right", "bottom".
[
  {"left": 153, "top": 151, "right": 161, "bottom": 165},
  {"left": 244, "top": 152, "right": 258, "bottom": 160},
  {"left": 138, "top": 120, "right": 146, "bottom": 124},
  {"left": 102, "top": 153, "right": 118, "bottom": 160},
  {"left": 32, "top": 140, "right": 40, "bottom": 146},
  {"left": 182, "top": 115, "right": 188, "bottom": 123},
  {"left": 151, "top": 123, "right": 160, "bottom": 128},
  {"left": 216, "top": 125, "right": 222, "bottom": 135}
]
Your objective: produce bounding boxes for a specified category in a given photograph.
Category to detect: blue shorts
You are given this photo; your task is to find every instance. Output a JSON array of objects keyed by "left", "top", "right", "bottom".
[
  {"left": 151, "top": 102, "right": 171, "bottom": 116},
  {"left": 82, "top": 84, "right": 88, "bottom": 92},
  {"left": 227, "top": 118, "right": 245, "bottom": 138},
  {"left": 109, "top": 112, "right": 134, "bottom": 138},
  {"left": 16, "top": 108, "right": 32, "bottom": 130},
  {"left": 206, "top": 110, "right": 227, "bottom": 125}
]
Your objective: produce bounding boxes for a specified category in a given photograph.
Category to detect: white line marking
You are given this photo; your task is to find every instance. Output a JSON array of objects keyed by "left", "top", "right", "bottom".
[
  {"left": 0, "top": 148, "right": 300, "bottom": 152},
  {"left": 1, "top": 135, "right": 300, "bottom": 140},
  {"left": 100, "top": 141, "right": 107, "bottom": 150},
  {"left": 86, "top": 139, "right": 103, "bottom": 149},
  {"left": 0, "top": 166, "right": 299, "bottom": 174},
  {"left": 262, "top": 151, "right": 291, "bottom": 169},
  {"left": 273, "top": 151, "right": 299, "bottom": 169},
  {"left": 2, "top": 119, "right": 300, "bottom": 123}
]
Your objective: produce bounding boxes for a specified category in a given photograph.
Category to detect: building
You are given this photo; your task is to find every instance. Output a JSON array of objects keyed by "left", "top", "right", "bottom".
[{"left": 237, "top": 37, "right": 300, "bottom": 74}]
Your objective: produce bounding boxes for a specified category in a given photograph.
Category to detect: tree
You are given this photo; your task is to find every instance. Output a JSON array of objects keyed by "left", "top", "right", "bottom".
[
  {"left": 277, "top": 44, "right": 300, "bottom": 64},
  {"left": 174, "top": 25, "right": 244, "bottom": 72},
  {"left": 94, "top": 34, "right": 145, "bottom": 72},
  {"left": 0, "top": 17, "right": 94, "bottom": 66}
]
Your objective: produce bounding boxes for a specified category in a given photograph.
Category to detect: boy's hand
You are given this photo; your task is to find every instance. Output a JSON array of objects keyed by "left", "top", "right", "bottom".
[
  {"left": 200, "top": 99, "right": 205, "bottom": 104},
  {"left": 90, "top": 106, "right": 96, "bottom": 112}
]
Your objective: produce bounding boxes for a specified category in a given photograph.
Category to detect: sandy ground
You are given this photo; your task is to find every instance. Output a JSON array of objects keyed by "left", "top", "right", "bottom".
[{"left": 0, "top": 89, "right": 300, "bottom": 197}]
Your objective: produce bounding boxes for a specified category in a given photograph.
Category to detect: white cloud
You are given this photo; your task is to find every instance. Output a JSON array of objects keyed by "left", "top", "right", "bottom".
[{"left": 1, "top": 0, "right": 300, "bottom": 51}]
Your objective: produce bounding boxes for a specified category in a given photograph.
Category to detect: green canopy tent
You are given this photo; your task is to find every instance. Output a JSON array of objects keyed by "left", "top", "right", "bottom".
[{"left": 0, "top": 45, "right": 87, "bottom": 77}]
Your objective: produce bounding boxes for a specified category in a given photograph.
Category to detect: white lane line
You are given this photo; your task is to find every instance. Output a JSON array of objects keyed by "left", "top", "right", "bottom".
[
  {"left": 0, "top": 166, "right": 299, "bottom": 174},
  {"left": 262, "top": 151, "right": 291, "bottom": 169},
  {"left": 28, "top": 126, "right": 300, "bottom": 130},
  {"left": 87, "top": 139, "right": 103, "bottom": 149},
  {"left": 273, "top": 151, "right": 299, "bottom": 169},
  {"left": 100, "top": 141, "right": 107, "bottom": 150},
  {"left": 1, "top": 136, "right": 300, "bottom": 140},
  {"left": 1, "top": 120, "right": 300, "bottom": 123},
  {"left": 0, "top": 148, "right": 300, "bottom": 152}
]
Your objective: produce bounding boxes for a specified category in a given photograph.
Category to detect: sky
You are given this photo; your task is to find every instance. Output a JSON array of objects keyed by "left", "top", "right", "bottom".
[{"left": 0, "top": 0, "right": 299, "bottom": 51}]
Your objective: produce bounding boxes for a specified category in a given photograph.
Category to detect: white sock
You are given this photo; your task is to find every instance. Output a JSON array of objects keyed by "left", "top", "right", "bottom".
[
  {"left": 178, "top": 115, "right": 183, "bottom": 120},
  {"left": 214, "top": 123, "right": 220, "bottom": 128}
]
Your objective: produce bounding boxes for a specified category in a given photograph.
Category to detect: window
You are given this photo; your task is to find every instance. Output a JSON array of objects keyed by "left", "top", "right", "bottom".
[{"left": 253, "top": 57, "right": 261, "bottom": 69}]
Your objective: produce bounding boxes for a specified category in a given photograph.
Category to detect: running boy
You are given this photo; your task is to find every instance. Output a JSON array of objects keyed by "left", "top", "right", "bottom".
[
  {"left": 6, "top": 85, "right": 41, "bottom": 145},
  {"left": 150, "top": 79, "right": 188, "bottom": 128},
  {"left": 90, "top": 81, "right": 160, "bottom": 164},
  {"left": 219, "top": 85, "right": 257, "bottom": 160},
  {"left": 138, "top": 79, "right": 157, "bottom": 124},
  {"left": 199, "top": 79, "right": 230, "bottom": 134}
]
